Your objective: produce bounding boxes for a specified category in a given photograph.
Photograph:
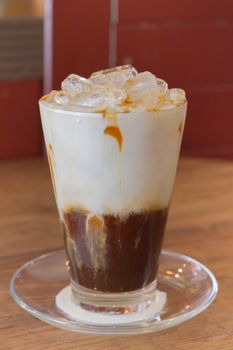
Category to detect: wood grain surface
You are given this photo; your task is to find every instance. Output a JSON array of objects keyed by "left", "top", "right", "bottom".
[{"left": 1, "top": 157, "right": 233, "bottom": 350}]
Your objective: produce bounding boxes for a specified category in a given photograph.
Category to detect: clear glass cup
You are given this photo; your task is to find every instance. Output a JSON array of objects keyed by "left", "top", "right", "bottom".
[{"left": 39, "top": 99, "right": 187, "bottom": 314}]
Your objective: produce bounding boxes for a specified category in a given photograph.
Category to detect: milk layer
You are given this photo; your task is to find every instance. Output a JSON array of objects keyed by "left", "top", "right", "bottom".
[{"left": 39, "top": 103, "right": 187, "bottom": 216}]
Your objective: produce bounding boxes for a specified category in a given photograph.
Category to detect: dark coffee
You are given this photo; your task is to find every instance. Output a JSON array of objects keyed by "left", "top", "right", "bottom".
[{"left": 62, "top": 207, "right": 168, "bottom": 293}]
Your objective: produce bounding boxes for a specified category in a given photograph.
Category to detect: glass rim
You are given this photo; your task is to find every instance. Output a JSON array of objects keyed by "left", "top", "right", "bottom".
[{"left": 39, "top": 98, "right": 187, "bottom": 119}]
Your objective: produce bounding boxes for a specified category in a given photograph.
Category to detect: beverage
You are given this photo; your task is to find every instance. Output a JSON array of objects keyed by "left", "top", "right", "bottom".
[
  {"left": 63, "top": 208, "right": 168, "bottom": 293},
  {"left": 39, "top": 66, "right": 187, "bottom": 313}
]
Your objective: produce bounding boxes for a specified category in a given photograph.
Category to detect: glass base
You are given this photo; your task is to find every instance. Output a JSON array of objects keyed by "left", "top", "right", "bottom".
[
  {"left": 70, "top": 279, "right": 158, "bottom": 314},
  {"left": 10, "top": 249, "right": 218, "bottom": 335},
  {"left": 56, "top": 285, "right": 167, "bottom": 324}
]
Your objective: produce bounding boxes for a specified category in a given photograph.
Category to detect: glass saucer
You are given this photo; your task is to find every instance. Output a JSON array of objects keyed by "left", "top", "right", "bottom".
[{"left": 10, "top": 249, "right": 218, "bottom": 335}]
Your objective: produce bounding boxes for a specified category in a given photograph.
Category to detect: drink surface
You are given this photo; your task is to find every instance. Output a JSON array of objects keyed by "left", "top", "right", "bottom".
[{"left": 39, "top": 65, "right": 187, "bottom": 293}]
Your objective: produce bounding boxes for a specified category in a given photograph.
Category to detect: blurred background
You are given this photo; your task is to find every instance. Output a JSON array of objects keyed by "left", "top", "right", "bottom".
[{"left": 0, "top": 0, "right": 233, "bottom": 159}]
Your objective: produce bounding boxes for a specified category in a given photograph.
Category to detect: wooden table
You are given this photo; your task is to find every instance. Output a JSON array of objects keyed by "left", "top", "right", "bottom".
[{"left": 1, "top": 157, "right": 233, "bottom": 350}]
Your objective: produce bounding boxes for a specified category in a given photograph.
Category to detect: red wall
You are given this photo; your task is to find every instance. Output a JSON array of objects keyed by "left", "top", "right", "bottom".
[
  {"left": 50, "top": 0, "right": 110, "bottom": 90},
  {"left": 0, "top": 80, "right": 42, "bottom": 158}
]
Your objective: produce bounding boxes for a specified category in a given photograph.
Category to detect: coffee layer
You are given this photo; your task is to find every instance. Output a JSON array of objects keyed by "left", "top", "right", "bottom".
[{"left": 62, "top": 208, "right": 168, "bottom": 292}]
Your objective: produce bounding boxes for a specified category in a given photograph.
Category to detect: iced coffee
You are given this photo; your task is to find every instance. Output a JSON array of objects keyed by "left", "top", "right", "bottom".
[{"left": 39, "top": 65, "right": 187, "bottom": 312}]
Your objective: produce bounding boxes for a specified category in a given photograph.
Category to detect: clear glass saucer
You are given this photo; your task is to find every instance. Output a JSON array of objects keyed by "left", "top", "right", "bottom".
[{"left": 10, "top": 249, "right": 218, "bottom": 335}]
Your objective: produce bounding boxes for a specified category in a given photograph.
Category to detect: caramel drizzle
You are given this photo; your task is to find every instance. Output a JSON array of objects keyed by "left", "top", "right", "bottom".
[
  {"left": 178, "top": 121, "right": 183, "bottom": 134},
  {"left": 104, "top": 125, "right": 123, "bottom": 151},
  {"left": 48, "top": 144, "right": 57, "bottom": 196}
]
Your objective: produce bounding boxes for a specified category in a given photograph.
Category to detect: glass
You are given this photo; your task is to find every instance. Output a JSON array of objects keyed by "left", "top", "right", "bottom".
[{"left": 39, "top": 100, "right": 187, "bottom": 314}]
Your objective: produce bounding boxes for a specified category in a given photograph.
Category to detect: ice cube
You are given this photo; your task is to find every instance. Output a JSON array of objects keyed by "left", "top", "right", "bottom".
[
  {"left": 124, "top": 71, "right": 158, "bottom": 99},
  {"left": 142, "top": 93, "right": 159, "bottom": 109},
  {"left": 130, "top": 92, "right": 159, "bottom": 112},
  {"left": 61, "top": 74, "right": 91, "bottom": 96},
  {"left": 54, "top": 91, "right": 70, "bottom": 105},
  {"left": 73, "top": 86, "right": 116, "bottom": 110},
  {"left": 159, "top": 102, "right": 176, "bottom": 110},
  {"left": 169, "top": 88, "right": 186, "bottom": 102},
  {"left": 111, "top": 88, "right": 127, "bottom": 104},
  {"left": 89, "top": 65, "right": 138, "bottom": 87},
  {"left": 157, "top": 78, "right": 168, "bottom": 92}
]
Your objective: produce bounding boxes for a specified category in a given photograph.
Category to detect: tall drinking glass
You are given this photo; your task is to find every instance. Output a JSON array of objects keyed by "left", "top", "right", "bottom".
[{"left": 39, "top": 99, "right": 187, "bottom": 314}]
